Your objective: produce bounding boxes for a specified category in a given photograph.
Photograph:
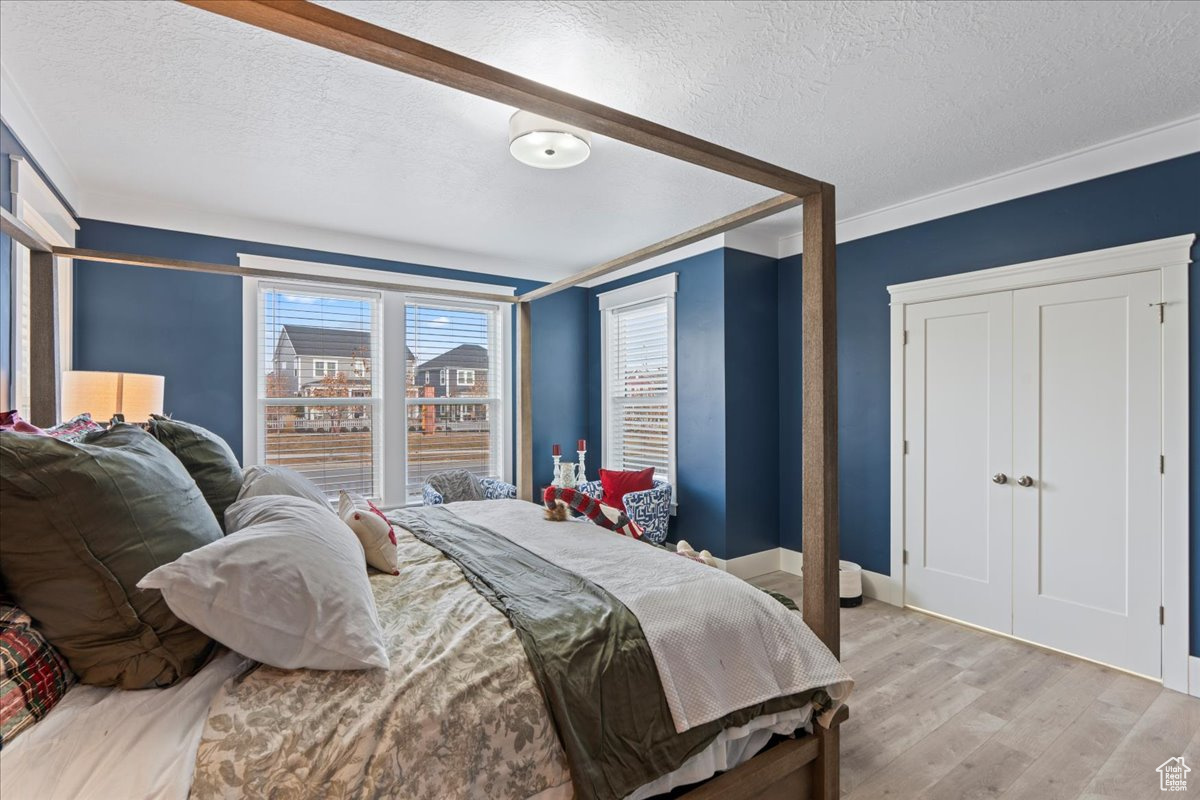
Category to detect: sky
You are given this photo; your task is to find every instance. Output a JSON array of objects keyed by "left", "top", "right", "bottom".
[{"left": 260, "top": 288, "right": 492, "bottom": 371}]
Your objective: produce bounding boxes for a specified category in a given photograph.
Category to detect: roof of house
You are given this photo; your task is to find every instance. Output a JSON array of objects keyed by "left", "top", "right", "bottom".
[
  {"left": 416, "top": 343, "right": 489, "bottom": 372},
  {"left": 279, "top": 324, "right": 414, "bottom": 361}
]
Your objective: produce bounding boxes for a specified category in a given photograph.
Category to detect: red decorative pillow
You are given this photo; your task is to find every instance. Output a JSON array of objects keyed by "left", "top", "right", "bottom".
[
  {"left": 543, "top": 486, "right": 643, "bottom": 539},
  {"left": 1, "top": 602, "right": 75, "bottom": 747},
  {"left": 599, "top": 467, "right": 655, "bottom": 512},
  {"left": 0, "top": 411, "right": 46, "bottom": 436}
]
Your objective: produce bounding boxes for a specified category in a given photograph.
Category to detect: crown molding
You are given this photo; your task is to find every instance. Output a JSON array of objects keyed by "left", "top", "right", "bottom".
[
  {"left": 780, "top": 114, "right": 1200, "bottom": 258},
  {"left": 0, "top": 65, "right": 82, "bottom": 211}
]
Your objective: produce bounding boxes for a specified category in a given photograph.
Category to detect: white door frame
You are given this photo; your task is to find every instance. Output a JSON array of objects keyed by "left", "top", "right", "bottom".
[{"left": 888, "top": 233, "right": 1194, "bottom": 693}]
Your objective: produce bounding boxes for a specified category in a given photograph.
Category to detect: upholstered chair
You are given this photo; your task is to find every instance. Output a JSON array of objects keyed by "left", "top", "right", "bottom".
[
  {"left": 422, "top": 470, "right": 517, "bottom": 505},
  {"left": 578, "top": 478, "right": 672, "bottom": 544}
]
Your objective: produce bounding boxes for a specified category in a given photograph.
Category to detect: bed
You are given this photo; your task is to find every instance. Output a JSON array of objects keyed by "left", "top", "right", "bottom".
[
  {"left": 3, "top": 499, "right": 850, "bottom": 800},
  {"left": 0, "top": 1, "right": 846, "bottom": 797}
]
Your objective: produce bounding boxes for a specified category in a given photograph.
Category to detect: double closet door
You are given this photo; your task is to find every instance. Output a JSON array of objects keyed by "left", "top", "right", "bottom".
[{"left": 903, "top": 270, "right": 1162, "bottom": 678}]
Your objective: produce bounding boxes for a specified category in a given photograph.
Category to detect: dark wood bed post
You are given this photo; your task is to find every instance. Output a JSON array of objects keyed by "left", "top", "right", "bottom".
[
  {"left": 801, "top": 183, "right": 841, "bottom": 797},
  {"left": 516, "top": 301, "right": 534, "bottom": 502}
]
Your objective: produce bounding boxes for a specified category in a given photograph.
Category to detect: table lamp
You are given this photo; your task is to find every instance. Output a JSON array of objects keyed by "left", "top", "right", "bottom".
[{"left": 60, "top": 371, "right": 165, "bottom": 424}]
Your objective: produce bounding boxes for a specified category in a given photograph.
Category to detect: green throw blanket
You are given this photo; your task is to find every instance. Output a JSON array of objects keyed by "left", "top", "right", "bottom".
[{"left": 394, "top": 506, "right": 825, "bottom": 800}]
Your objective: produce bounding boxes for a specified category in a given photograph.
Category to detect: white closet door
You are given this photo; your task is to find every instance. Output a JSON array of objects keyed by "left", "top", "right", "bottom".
[
  {"left": 1012, "top": 272, "right": 1161, "bottom": 678},
  {"left": 904, "top": 292, "right": 1013, "bottom": 632}
]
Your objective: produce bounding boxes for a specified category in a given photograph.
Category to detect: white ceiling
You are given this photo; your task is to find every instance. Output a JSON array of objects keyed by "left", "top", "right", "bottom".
[{"left": 1, "top": 0, "right": 1197, "bottom": 281}]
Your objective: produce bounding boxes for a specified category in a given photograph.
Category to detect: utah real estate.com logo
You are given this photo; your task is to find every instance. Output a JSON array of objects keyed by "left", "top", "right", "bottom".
[{"left": 1158, "top": 756, "right": 1190, "bottom": 792}]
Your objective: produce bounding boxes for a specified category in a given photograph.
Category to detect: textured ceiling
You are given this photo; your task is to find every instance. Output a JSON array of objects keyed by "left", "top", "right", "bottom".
[{"left": 1, "top": 0, "right": 1197, "bottom": 280}]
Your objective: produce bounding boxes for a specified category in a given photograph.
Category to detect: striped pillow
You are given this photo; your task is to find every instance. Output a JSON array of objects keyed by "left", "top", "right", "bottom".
[{"left": 0, "top": 602, "right": 75, "bottom": 748}]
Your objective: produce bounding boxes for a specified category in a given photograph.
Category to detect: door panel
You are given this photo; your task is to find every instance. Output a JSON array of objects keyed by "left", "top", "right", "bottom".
[
  {"left": 1012, "top": 272, "right": 1161, "bottom": 677},
  {"left": 904, "top": 292, "right": 1012, "bottom": 632}
]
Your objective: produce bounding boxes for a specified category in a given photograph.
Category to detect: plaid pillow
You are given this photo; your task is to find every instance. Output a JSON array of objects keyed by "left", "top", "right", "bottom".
[
  {"left": 0, "top": 603, "right": 75, "bottom": 749},
  {"left": 45, "top": 413, "right": 103, "bottom": 443}
]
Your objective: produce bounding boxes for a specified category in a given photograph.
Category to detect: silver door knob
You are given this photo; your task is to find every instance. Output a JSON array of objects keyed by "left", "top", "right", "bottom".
[
  {"left": 1017, "top": 475, "right": 1034, "bottom": 487},
  {"left": 992, "top": 473, "right": 1008, "bottom": 484}
]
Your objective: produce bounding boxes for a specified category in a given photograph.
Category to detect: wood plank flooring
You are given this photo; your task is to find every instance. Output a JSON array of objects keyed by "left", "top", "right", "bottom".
[{"left": 749, "top": 571, "right": 1199, "bottom": 800}]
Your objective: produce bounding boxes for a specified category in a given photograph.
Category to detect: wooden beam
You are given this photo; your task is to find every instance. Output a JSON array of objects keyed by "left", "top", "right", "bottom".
[
  {"left": 801, "top": 183, "right": 839, "bottom": 657},
  {"left": 58, "top": 247, "right": 517, "bottom": 304},
  {"left": 515, "top": 301, "right": 534, "bottom": 501},
  {"left": 814, "top": 704, "right": 848, "bottom": 799},
  {"left": 1, "top": 206, "right": 54, "bottom": 253},
  {"left": 28, "top": 250, "right": 59, "bottom": 428},
  {"left": 519, "top": 193, "right": 801, "bottom": 303},
  {"left": 678, "top": 735, "right": 818, "bottom": 799},
  {"left": 180, "top": 1, "right": 821, "bottom": 198}
]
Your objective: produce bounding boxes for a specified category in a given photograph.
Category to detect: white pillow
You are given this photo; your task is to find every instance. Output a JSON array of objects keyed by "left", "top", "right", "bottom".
[
  {"left": 338, "top": 491, "right": 400, "bottom": 575},
  {"left": 139, "top": 496, "right": 389, "bottom": 671},
  {"left": 236, "top": 464, "right": 331, "bottom": 509}
]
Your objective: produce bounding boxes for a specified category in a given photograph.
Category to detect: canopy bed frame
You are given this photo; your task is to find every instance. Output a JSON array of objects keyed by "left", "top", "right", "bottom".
[{"left": 0, "top": 1, "right": 844, "bottom": 796}]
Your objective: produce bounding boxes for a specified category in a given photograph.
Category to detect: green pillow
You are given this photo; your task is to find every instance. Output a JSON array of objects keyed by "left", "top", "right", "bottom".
[
  {"left": 150, "top": 415, "right": 242, "bottom": 531},
  {"left": 0, "top": 424, "right": 223, "bottom": 688}
]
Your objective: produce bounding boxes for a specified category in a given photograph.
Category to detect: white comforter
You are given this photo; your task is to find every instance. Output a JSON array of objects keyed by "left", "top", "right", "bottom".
[{"left": 446, "top": 501, "right": 853, "bottom": 732}]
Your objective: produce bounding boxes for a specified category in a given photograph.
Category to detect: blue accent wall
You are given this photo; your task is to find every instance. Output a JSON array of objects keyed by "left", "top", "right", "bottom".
[
  {"left": 778, "top": 153, "right": 1199, "bottom": 650},
  {"left": 587, "top": 250, "right": 729, "bottom": 556},
  {"left": 72, "top": 219, "right": 588, "bottom": 484},
  {"left": 724, "top": 249, "right": 780, "bottom": 558},
  {"left": 530, "top": 286, "right": 589, "bottom": 490}
]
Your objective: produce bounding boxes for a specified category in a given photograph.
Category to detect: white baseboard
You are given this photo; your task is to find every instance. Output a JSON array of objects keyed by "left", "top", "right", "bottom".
[
  {"left": 1189, "top": 657, "right": 1200, "bottom": 698},
  {"left": 719, "top": 547, "right": 783, "bottom": 580},
  {"left": 719, "top": 546, "right": 904, "bottom": 607}
]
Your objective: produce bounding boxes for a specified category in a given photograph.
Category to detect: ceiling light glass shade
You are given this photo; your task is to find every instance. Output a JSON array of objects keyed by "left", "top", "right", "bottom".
[{"left": 509, "top": 111, "right": 592, "bottom": 169}]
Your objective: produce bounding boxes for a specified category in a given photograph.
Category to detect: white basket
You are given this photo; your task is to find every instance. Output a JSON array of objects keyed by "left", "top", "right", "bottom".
[{"left": 839, "top": 560, "right": 863, "bottom": 605}]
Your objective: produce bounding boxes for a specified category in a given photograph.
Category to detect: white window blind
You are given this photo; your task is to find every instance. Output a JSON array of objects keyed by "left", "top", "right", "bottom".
[
  {"left": 601, "top": 274, "right": 676, "bottom": 492},
  {"left": 258, "top": 283, "right": 381, "bottom": 499},
  {"left": 405, "top": 299, "right": 504, "bottom": 501}
]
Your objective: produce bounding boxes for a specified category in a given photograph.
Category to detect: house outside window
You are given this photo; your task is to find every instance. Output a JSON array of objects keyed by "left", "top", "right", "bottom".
[
  {"left": 599, "top": 273, "right": 677, "bottom": 502},
  {"left": 249, "top": 275, "right": 510, "bottom": 506}
]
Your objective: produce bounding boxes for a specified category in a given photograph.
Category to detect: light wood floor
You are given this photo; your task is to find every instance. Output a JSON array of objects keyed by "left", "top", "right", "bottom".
[{"left": 749, "top": 571, "right": 1200, "bottom": 800}]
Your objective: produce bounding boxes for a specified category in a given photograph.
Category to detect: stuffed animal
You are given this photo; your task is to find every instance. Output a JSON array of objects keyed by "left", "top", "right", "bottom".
[
  {"left": 674, "top": 539, "right": 719, "bottom": 568},
  {"left": 542, "top": 486, "right": 643, "bottom": 539}
]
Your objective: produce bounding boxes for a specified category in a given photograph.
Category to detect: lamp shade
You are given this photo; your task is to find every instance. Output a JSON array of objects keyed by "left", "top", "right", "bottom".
[{"left": 61, "top": 371, "right": 165, "bottom": 423}]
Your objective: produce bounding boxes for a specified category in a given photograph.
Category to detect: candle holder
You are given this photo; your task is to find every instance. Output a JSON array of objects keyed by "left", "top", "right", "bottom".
[
  {"left": 576, "top": 449, "right": 587, "bottom": 486},
  {"left": 551, "top": 453, "right": 563, "bottom": 487}
]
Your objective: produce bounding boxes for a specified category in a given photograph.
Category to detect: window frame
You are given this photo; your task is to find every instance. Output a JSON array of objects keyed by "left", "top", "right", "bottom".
[
  {"left": 457, "top": 368, "right": 476, "bottom": 387},
  {"left": 598, "top": 272, "right": 678, "bottom": 507},
  {"left": 242, "top": 259, "right": 514, "bottom": 509}
]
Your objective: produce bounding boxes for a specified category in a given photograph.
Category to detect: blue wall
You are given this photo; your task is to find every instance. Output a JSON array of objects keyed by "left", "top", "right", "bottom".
[
  {"left": 72, "top": 219, "right": 588, "bottom": 485},
  {"left": 778, "top": 153, "right": 1199, "bottom": 649},
  {"left": 724, "top": 249, "right": 781, "bottom": 558},
  {"left": 587, "top": 250, "right": 729, "bottom": 556}
]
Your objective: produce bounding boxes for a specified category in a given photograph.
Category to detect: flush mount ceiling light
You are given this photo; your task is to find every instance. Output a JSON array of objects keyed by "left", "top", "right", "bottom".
[{"left": 508, "top": 110, "right": 592, "bottom": 169}]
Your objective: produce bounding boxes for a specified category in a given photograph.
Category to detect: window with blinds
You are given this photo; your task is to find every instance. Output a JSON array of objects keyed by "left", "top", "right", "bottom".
[
  {"left": 257, "top": 283, "right": 381, "bottom": 499},
  {"left": 405, "top": 299, "right": 504, "bottom": 501},
  {"left": 601, "top": 274, "right": 677, "bottom": 493}
]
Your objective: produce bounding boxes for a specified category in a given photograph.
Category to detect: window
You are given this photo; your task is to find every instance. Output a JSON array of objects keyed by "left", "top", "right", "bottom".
[
  {"left": 600, "top": 273, "right": 677, "bottom": 498},
  {"left": 405, "top": 300, "right": 504, "bottom": 500},
  {"left": 7, "top": 156, "right": 76, "bottom": 417},
  {"left": 257, "top": 284, "right": 380, "bottom": 499},
  {"left": 457, "top": 369, "right": 475, "bottom": 386},
  {"left": 313, "top": 359, "right": 339, "bottom": 377},
  {"left": 245, "top": 258, "right": 512, "bottom": 507}
]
